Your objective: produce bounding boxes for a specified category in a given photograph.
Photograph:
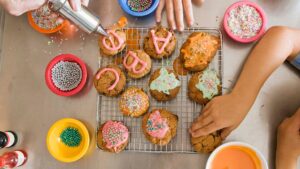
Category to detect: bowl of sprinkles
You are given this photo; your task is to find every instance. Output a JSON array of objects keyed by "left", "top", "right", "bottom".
[
  {"left": 47, "top": 118, "right": 90, "bottom": 163},
  {"left": 118, "top": 0, "right": 159, "bottom": 17},
  {"left": 223, "top": 1, "right": 267, "bottom": 43},
  {"left": 45, "top": 54, "right": 87, "bottom": 97},
  {"left": 27, "top": 3, "right": 67, "bottom": 34}
]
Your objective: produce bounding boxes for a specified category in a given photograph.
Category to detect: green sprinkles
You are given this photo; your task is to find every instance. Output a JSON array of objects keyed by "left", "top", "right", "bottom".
[{"left": 60, "top": 127, "right": 82, "bottom": 147}]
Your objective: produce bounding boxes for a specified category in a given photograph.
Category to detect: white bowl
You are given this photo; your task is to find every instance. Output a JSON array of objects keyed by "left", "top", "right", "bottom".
[{"left": 206, "top": 141, "right": 269, "bottom": 169}]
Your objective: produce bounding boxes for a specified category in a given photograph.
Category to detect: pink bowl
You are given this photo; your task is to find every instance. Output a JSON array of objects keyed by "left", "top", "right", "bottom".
[
  {"left": 223, "top": 1, "right": 267, "bottom": 43},
  {"left": 45, "top": 54, "right": 87, "bottom": 97}
]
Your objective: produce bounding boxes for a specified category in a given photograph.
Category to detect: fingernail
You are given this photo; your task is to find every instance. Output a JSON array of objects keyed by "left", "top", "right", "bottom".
[{"left": 172, "top": 25, "right": 176, "bottom": 30}]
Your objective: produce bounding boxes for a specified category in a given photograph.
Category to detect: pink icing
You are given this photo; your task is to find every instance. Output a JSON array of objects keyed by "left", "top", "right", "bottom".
[
  {"left": 102, "top": 30, "right": 125, "bottom": 51},
  {"left": 151, "top": 30, "right": 172, "bottom": 54},
  {"left": 102, "top": 120, "right": 129, "bottom": 151},
  {"left": 146, "top": 110, "right": 169, "bottom": 139},
  {"left": 123, "top": 51, "right": 148, "bottom": 74},
  {"left": 96, "top": 68, "right": 120, "bottom": 91}
]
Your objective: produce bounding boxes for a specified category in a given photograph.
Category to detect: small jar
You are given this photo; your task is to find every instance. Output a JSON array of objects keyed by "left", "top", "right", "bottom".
[{"left": 0, "top": 131, "right": 18, "bottom": 148}]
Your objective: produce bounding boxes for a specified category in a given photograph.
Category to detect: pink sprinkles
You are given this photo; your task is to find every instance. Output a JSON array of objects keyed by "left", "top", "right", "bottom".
[{"left": 227, "top": 4, "right": 262, "bottom": 39}]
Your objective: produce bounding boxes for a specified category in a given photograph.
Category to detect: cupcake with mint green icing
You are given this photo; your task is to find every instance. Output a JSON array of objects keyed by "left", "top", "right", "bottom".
[
  {"left": 188, "top": 69, "right": 221, "bottom": 104},
  {"left": 149, "top": 67, "right": 181, "bottom": 101}
]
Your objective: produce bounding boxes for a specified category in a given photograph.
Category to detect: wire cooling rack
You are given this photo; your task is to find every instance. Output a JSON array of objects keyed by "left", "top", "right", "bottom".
[{"left": 96, "top": 27, "right": 223, "bottom": 153}]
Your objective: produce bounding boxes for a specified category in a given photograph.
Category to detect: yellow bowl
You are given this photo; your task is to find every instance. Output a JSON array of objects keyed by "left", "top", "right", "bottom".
[{"left": 46, "top": 118, "right": 90, "bottom": 163}]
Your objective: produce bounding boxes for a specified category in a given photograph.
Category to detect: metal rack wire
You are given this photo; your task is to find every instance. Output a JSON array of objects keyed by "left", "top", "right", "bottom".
[{"left": 96, "top": 27, "right": 223, "bottom": 153}]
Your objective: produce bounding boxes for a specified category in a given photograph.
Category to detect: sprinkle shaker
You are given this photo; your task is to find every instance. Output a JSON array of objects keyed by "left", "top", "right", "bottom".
[{"left": 49, "top": 0, "right": 108, "bottom": 36}]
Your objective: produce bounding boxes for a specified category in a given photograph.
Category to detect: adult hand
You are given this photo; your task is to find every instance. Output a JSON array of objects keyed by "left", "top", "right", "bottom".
[
  {"left": 190, "top": 93, "right": 250, "bottom": 139},
  {"left": 276, "top": 108, "right": 300, "bottom": 169},
  {"left": 0, "top": 0, "right": 89, "bottom": 16},
  {"left": 156, "top": 0, "right": 204, "bottom": 31}
]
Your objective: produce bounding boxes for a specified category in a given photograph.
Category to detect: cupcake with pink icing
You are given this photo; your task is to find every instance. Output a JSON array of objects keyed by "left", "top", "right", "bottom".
[
  {"left": 97, "top": 120, "right": 129, "bottom": 153},
  {"left": 142, "top": 109, "right": 178, "bottom": 145},
  {"left": 123, "top": 50, "right": 152, "bottom": 79},
  {"left": 143, "top": 26, "right": 176, "bottom": 59},
  {"left": 93, "top": 64, "right": 126, "bottom": 97},
  {"left": 99, "top": 23, "right": 127, "bottom": 57}
]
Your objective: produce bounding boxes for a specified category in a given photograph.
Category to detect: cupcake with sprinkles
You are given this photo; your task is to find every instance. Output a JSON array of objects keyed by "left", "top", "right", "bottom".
[
  {"left": 223, "top": 1, "right": 266, "bottom": 43},
  {"left": 119, "top": 87, "right": 150, "bottom": 117},
  {"left": 97, "top": 120, "right": 129, "bottom": 153},
  {"left": 188, "top": 69, "right": 221, "bottom": 105},
  {"left": 142, "top": 109, "right": 178, "bottom": 145},
  {"left": 149, "top": 67, "right": 181, "bottom": 101},
  {"left": 143, "top": 26, "right": 177, "bottom": 59}
]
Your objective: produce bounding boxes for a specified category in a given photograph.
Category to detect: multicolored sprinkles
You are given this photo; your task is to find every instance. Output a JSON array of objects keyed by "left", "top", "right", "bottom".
[
  {"left": 227, "top": 4, "right": 262, "bottom": 39},
  {"left": 146, "top": 110, "right": 169, "bottom": 139},
  {"left": 60, "top": 127, "right": 82, "bottom": 147},
  {"left": 102, "top": 121, "right": 129, "bottom": 150},
  {"left": 120, "top": 88, "right": 148, "bottom": 115},
  {"left": 127, "top": 0, "right": 153, "bottom": 12},
  {"left": 31, "top": 3, "right": 62, "bottom": 30}
]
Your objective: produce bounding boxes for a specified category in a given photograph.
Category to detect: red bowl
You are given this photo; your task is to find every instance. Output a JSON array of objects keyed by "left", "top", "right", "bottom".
[
  {"left": 223, "top": 1, "right": 267, "bottom": 43},
  {"left": 45, "top": 54, "right": 87, "bottom": 97}
]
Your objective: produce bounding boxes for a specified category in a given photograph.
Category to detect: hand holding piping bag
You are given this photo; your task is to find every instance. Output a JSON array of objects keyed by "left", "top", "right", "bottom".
[
  {"left": 156, "top": 0, "right": 204, "bottom": 31},
  {"left": 0, "top": 0, "right": 89, "bottom": 16}
]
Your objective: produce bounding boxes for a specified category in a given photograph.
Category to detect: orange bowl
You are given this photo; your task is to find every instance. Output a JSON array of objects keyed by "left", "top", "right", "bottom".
[{"left": 27, "top": 11, "right": 67, "bottom": 34}]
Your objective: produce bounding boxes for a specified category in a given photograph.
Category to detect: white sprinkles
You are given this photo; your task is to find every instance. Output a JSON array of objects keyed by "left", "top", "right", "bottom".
[{"left": 51, "top": 61, "right": 82, "bottom": 91}]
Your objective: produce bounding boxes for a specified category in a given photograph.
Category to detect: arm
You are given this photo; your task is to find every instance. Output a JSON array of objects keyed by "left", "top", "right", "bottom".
[
  {"left": 232, "top": 26, "right": 300, "bottom": 108},
  {"left": 0, "top": 0, "right": 89, "bottom": 16},
  {"left": 190, "top": 26, "right": 300, "bottom": 138}
]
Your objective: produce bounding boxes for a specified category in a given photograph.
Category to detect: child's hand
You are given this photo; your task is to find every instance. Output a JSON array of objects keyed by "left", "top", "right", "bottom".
[
  {"left": 190, "top": 93, "right": 250, "bottom": 139},
  {"left": 155, "top": 0, "right": 204, "bottom": 31},
  {"left": 1, "top": 0, "right": 89, "bottom": 16},
  {"left": 276, "top": 108, "right": 300, "bottom": 169}
]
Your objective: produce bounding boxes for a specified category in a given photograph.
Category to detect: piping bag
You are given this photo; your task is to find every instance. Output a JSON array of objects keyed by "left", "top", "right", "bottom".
[{"left": 49, "top": 0, "right": 108, "bottom": 36}]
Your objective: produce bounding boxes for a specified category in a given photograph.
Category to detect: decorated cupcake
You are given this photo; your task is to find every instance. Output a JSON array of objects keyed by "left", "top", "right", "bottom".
[
  {"left": 149, "top": 68, "right": 181, "bottom": 101},
  {"left": 123, "top": 50, "right": 152, "bottom": 79},
  {"left": 99, "top": 18, "right": 127, "bottom": 57},
  {"left": 97, "top": 120, "right": 129, "bottom": 153},
  {"left": 119, "top": 87, "right": 150, "bottom": 117},
  {"left": 142, "top": 109, "right": 178, "bottom": 145},
  {"left": 143, "top": 26, "right": 176, "bottom": 59},
  {"left": 188, "top": 69, "right": 221, "bottom": 104},
  {"left": 93, "top": 65, "right": 126, "bottom": 97}
]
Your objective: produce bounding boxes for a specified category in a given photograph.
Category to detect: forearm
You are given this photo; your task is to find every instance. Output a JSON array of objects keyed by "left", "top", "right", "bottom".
[{"left": 231, "top": 27, "right": 300, "bottom": 107}]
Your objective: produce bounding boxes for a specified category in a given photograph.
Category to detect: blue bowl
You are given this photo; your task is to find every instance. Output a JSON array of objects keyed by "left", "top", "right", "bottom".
[{"left": 118, "top": 0, "right": 159, "bottom": 17}]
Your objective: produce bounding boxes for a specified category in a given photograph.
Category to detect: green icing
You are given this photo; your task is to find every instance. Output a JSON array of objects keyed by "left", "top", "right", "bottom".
[
  {"left": 150, "top": 68, "right": 181, "bottom": 95},
  {"left": 196, "top": 69, "right": 220, "bottom": 99}
]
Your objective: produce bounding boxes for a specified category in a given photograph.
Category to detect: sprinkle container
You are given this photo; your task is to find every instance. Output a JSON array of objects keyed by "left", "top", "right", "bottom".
[
  {"left": 223, "top": 1, "right": 267, "bottom": 43},
  {"left": 45, "top": 54, "right": 87, "bottom": 97},
  {"left": 118, "top": 0, "right": 159, "bottom": 17},
  {"left": 47, "top": 118, "right": 90, "bottom": 163}
]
